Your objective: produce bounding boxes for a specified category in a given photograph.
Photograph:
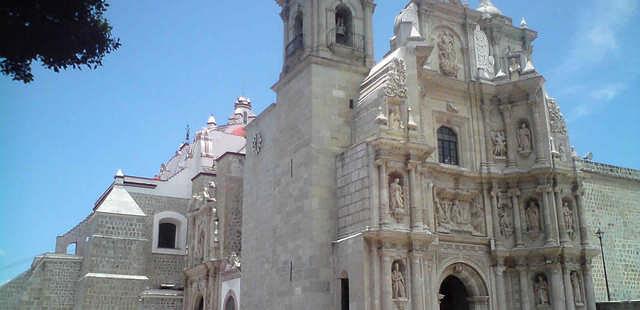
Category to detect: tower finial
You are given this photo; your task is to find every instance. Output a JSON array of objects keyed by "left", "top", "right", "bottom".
[{"left": 185, "top": 124, "right": 190, "bottom": 143}]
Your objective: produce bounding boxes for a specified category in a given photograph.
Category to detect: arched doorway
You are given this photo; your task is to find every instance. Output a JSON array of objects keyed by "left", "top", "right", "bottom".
[
  {"left": 439, "top": 275, "right": 470, "bottom": 310},
  {"left": 195, "top": 296, "right": 204, "bottom": 310}
]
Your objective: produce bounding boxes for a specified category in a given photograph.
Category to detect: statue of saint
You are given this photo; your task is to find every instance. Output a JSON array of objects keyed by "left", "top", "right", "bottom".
[
  {"left": 517, "top": 122, "right": 532, "bottom": 153},
  {"left": 498, "top": 206, "right": 513, "bottom": 237},
  {"left": 392, "top": 262, "right": 407, "bottom": 299},
  {"left": 563, "top": 202, "right": 574, "bottom": 231},
  {"left": 509, "top": 57, "right": 521, "bottom": 80},
  {"left": 390, "top": 178, "right": 405, "bottom": 212},
  {"left": 534, "top": 275, "right": 550, "bottom": 305},
  {"left": 389, "top": 107, "right": 403, "bottom": 129},
  {"left": 492, "top": 131, "right": 507, "bottom": 158},
  {"left": 526, "top": 201, "right": 541, "bottom": 233}
]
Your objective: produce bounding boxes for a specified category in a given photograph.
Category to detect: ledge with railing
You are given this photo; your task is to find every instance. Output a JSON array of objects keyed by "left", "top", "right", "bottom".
[{"left": 327, "top": 28, "right": 365, "bottom": 54}]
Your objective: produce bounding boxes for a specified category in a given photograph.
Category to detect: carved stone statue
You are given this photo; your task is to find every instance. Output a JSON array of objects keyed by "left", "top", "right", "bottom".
[
  {"left": 390, "top": 178, "right": 405, "bottom": 212},
  {"left": 202, "top": 181, "right": 216, "bottom": 202},
  {"left": 563, "top": 201, "right": 575, "bottom": 236},
  {"left": 392, "top": 262, "right": 407, "bottom": 299},
  {"left": 498, "top": 205, "right": 513, "bottom": 238},
  {"left": 517, "top": 122, "right": 533, "bottom": 154},
  {"left": 509, "top": 57, "right": 521, "bottom": 80},
  {"left": 437, "top": 31, "right": 459, "bottom": 78},
  {"left": 389, "top": 106, "right": 403, "bottom": 129},
  {"left": 526, "top": 200, "right": 541, "bottom": 233},
  {"left": 534, "top": 275, "right": 550, "bottom": 305},
  {"left": 491, "top": 130, "right": 507, "bottom": 158},
  {"left": 571, "top": 271, "right": 583, "bottom": 304},
  {"left": 437, "top": 200, "right": 451, "bottom": 226},
  {"left": 474, "top": 24, "right": 495, "bottom": 79}
]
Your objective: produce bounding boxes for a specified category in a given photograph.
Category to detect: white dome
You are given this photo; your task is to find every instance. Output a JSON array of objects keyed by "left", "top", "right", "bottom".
[{"left": 477, "top": 0, "right": 502, "bottom": 15}]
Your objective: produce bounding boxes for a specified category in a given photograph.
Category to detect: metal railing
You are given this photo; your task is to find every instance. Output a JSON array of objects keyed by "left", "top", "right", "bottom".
[{"left": 327, "top": 28, "right": 365, "bottom": 53}]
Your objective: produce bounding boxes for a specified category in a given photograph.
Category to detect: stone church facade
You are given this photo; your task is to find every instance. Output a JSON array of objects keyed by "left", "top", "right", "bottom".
[{"left": 1, "top": 1, "right": 639, "bottom": 309}]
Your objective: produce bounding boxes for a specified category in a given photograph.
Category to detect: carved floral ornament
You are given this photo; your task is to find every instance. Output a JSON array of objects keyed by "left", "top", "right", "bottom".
[
  {"left": 473, "top": 24, "right": 494, "bottom": 79},
  {"left": 436, "top": 30, "right": 460, "bottom": 78},
  {"left": 547, "top": 98, "right": 567, "bottom": 135},
  {"left": 384, "top": 58, "right": 408, "bottom": 99},
  {"left": 251, "top": 132, "right": 263, "bottom": 155}
]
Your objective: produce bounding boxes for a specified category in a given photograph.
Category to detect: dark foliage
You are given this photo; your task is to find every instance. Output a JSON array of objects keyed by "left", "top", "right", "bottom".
[{"left": 0, "top": 0, "right": 121, "bottom": 83}]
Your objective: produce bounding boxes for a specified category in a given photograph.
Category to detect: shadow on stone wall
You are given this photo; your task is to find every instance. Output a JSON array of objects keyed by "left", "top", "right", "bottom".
[{"left": 597, "top": 301, "right": 640, "bottom": 310}]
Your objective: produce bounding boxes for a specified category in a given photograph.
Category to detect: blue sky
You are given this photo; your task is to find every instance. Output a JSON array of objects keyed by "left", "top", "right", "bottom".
[{"left": 0, "top": 0, "right": 638, "bottom": 284}]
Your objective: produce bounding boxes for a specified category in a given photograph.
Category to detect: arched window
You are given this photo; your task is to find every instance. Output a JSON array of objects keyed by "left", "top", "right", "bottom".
[
  {"left": 287, "top": 11, "right": 304, "bottom": 56},
  {"left": 158, "top": 222, "right": 177, "bottom": 249},
  {"left": 340, "top": 275, "right": 349, "bottom": 310},
  {"left": 335, "top": 5, "right": 352, "bottom": 46},
  {"left": 153, "top": 211, "right": 187, "bottom": 254},
  {"left": 437, "top": 126, "right": 459, "bottom": 165},
  {"left": 294, "top": 12, "right": 303, "bottom": 38},
  {"left": 224, "top": 296, "right": 236, "bottom": 310},
  {"left": 195, "top": 296, "right": 204, "bottom": 310}
]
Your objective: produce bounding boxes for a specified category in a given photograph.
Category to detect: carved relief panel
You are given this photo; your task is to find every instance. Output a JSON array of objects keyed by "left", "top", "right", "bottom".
[{"left": 434, "top": 187, "right": 485, "bottom": 235}]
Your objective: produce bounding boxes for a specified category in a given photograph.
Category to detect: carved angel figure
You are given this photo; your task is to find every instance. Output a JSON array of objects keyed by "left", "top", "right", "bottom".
[
  {"left": 526, "top": 201, "right": 541, "bottom": 233},
  {"left": 392, "top": 262, "right": 407, "bottom": 299},
  {"left": 491, "top": 131, "right": 507, "bottom": 158},
  {"left": 390, "top": 178, "right": 405, "bottom": 212},
  {"left": 534, "top": 275, "right": 550, "bottom": 305},
  {"left": 517, "top": 122, "right": 533, "bottom": 154},
  {"left": 437, "top": 31, "right": 459, "bottom": 78}
]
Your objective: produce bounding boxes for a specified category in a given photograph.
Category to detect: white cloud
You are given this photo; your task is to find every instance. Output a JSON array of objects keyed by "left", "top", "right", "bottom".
[
  {"left": 557, "top": 0, "right": 637, "bottom": 74},
  {"left": 570, "top": 83, "right": 626, "bottom": 119}
]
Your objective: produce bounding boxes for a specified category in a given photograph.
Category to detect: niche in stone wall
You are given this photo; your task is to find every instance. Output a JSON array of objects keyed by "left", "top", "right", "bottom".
[
  {"left": 388, "top": 171, "right": 407, "bottom": 222},
  {"left": 391, "top": 260, "right": 408, "bottom": 301},
  {"left": 561, "top": 198, "right": 577, "bottom": 241},
  {"left": 516, "top": 119, "right": 533, "bottom": 157},
  {"left": 497, "top": 202, "right": 513, "bottom": 239},
  {"left": 533, "top": 273, "right": 551, "bottom": 308},
  {"left": 570, "top": 271, "right": 585, "bottom": 306},
  {"left": 524, "top": 198, "right": 542, "bottom": 240}
]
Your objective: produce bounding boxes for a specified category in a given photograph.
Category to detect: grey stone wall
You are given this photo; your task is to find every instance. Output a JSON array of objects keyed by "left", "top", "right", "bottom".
[
  {"left": 336, "top": 142, "right": 372, "bottom": 237},
  {"left": 596, "top": 301, "right": 640, "bottom": 310},
  {"left": 581, "top": 160, "right": 640, "bottom": 301},
  {"left": 140, "top": 297, "right": 183, "bottom": 309},
  {"left": 76, "top": 275, "right": 146, "bottom": 310}
]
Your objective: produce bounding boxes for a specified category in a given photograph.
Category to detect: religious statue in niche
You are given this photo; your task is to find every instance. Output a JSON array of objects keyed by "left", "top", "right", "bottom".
[
  {"left": 517, "top": 122, "right": 533, "bottom": 154},
  {"left": 571, "top": 271, "right": 584, "bottom": 304},
  {"left": 563, "top": 201, "right": 575, "bottom": 239},
  {"left": 437, "top": 31, "right": 460, "bottom": 78},
  {"left": 525, "top": 200, "right": 541, "bottom": 235},
  {"left": 534, "top": 275, "right": 550, "bottom": 306},
  {"left": 497, "top": 204, "right": 513, "bottom": 238},
  {"left": 491, "top": 130, "right": 507, "bottom": 159},
  {"left": 391, "top": 261, "right": 407, "bottom": 299},
  {"left": 389, "top": 177, "right": 407, "bottom": 220},
  {"left": 509, "top": 56, "right": 521, "bottom": 80},
  {"left": 389, "top": 105, "right": 404, "bottom": 130}
]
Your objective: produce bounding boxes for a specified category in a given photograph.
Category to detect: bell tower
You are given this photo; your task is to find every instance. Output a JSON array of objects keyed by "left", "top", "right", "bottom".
[{"left": 241, "top": 1, "right": 376, "bottom": 309}]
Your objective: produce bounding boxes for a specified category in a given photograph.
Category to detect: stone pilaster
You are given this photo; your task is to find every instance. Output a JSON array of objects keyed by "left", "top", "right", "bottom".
[
  {"left": 574, "top": 186, "right": 591, "bottom": 246},
  {"left": 562, "top": 264, "right": 576, "bottom": 310},
  {"left": 378, "top": 160, "right": 390, "bottom": 226},
  {"left": 550, "top": 265, "right": 565, "bottom": 310},
  {"left": 499, "top": 104, "right": 517, "bottom": 168},
  {"left": 528, "top": 98, "right": 548, "bottom": 165},
  {"left": 371, "top": 242, "right": 381, "bottom": 310},
  {"left": 381, "top": 253, "right": 393, "bottom": 310},
  {"left": 424, "top": 181, "right": 435, "bottom": 231},
  {"left": 509, "top": 188, "right": 524, "bottom": 247},
  {"left": 409, "top": 162, "right": 423, "bottom": 230},
  {"left": 410, "top": 248, "right": 424, "bottom": 310},
  {"left": 480, "top": 103, "right": 495, "bottom": 167},
  {"left": 538, "top": 185, "right": 557, "bottom": 245},
  {"left": 582, "top": 262, "right": 597, "bottom": 310},
  {"left": 363, "top": 1, "right": 375, "bottom": 67},
  {"left": 517, "top": 264, "right": 531, "bottom": 310},
  {"left": 495, "top": 264, "right": 508, "bottom": 310}
]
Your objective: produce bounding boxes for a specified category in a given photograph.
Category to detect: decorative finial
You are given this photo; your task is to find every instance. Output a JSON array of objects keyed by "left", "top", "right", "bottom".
[
  {"left": 520, "top": 17, "right": 528, "bottom": 28},
  {"left": 115, "top": 169, "right": 124, "bottom": 177},
  {"left": 185, "top": 125, "right": 191, "bottom": 143}
]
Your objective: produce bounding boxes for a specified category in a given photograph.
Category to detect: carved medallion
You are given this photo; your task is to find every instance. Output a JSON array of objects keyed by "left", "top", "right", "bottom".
[
  {"left": 251, "top": 132, "right": 263, "bottom": 155},
  {"left": 437, "top": 31, "right": 460, "bottom": 78}
]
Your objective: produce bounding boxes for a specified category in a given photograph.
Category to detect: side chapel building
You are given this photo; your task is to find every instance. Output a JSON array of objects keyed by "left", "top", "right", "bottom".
[{"left": 2, "top": 0, "right": 640, "bottom": 309}]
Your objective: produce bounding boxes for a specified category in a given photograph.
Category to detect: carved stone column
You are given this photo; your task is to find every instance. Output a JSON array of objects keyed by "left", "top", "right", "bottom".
[
  {"left": 517, "top": 264, "right": 531, "bottom": 310},
  {"left": 498, "top": 104, "right": 517, "bottom": 168},
  {"left": 480, "top": 103, "right": 495, "bottom": 167},
  {"left": 490, "top": 187, "right": 502, "bottom": 247},
  {"left": 555, "top": 187, "right": 570, "bottom": 244},
  {"left": 371, "top": 241, "right": 381, "bottom": 310},
  {"left": 495, "top": 264, "right": 508, "bottom": 310},
  {"left": 509, "top": 188, "right": 524, "bottom": 247},
  {"left": 363, "top": 1, "right": 375, "bottom": 66},
  {"left": 582, "top": 262, "right": 597, "bottom": 310},
  {"left": 528, "top": 98, "right": 548, "bottom": 165},
  {"left": 378, "top": 160, "right": 390, "bottom": 226},
  {"left": 538, "top": 185, "right": 556, "bottom": 245},
  {"left": 425, "top": 182, "right": 435, "bottom": 230},
  {"left": 574, "top": 186, "right": 591, "bottom": 246},
  {"left": 409, "top": 162, "right": 423, "bottom": 230},
  {"left": 382, "top": 252, "right": 393, "bottom": 310},
  {"left": 410, "top": 248, "right": 424, "bottom": 310},
  {"left": 562, "top": 264, "right": 576, "bottom": 310},
  {"left": 550, "top": 265, "right": 565, "bottom": 310}
]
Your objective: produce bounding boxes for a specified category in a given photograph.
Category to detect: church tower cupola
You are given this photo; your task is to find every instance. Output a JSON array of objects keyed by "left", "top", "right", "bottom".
[{"left": 477, "top": 0, "right": 502, "bottom": 16}]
